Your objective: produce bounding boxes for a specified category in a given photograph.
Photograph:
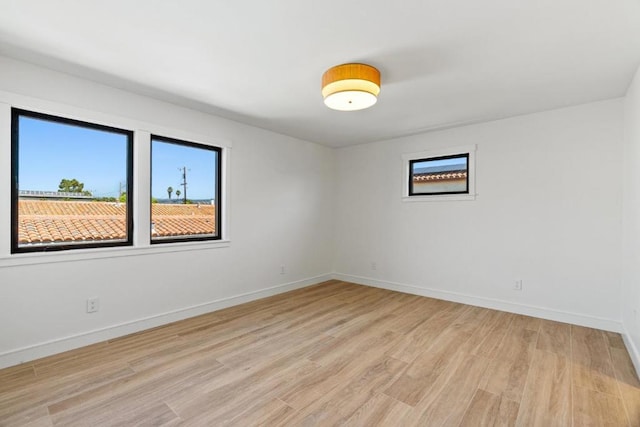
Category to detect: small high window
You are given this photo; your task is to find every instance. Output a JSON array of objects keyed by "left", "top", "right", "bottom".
[
  {"left": 11, "top": 108, "right": 133, "bottom": 252},
  {"left": 150, "top": 135, "right": 221, "bottom": 243},
  {"left": 409, "top": 153, "right": 469, "bottom": 196},
  {"left": 403, "top": 145, "right": 476, "bottom": 201}
]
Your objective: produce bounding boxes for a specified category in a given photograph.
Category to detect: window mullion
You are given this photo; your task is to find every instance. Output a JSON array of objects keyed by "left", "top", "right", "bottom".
[{"left": 134, "top": 130, "right": 151, "bottom": 247}]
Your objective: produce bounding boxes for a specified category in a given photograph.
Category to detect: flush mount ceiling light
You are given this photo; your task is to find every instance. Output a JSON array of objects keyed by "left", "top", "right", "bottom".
[{"left": 321, "top": 63, "right": 381, "bottom": 111}]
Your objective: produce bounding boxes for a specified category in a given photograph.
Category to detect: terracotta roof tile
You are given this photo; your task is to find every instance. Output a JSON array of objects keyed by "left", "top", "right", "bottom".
[
  {"left": 413, "top": 171, "right": 467, "bottom": 182},
  {"left": 17, "top": 200, "right": 216, "bottom": 245}
]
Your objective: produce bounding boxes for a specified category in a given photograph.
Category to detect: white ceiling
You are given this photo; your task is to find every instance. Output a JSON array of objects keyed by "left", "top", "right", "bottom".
[{"left": 0, "top": 0, "right": 639, "bottom": 147}]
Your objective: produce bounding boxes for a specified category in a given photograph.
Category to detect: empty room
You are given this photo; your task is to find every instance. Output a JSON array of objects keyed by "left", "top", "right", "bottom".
[{"left": 1, "top": 0, "right": 640, "bottom": 425}]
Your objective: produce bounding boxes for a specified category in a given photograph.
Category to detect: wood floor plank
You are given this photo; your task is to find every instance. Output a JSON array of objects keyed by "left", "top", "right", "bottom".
[
  {"left": 283, "top": 357, "right": 407, "bottom": 425},
  {"left": 468, "top": 310, "right": 515, "bottom": 359},
  {"left": 388, "top": 301, "right": 468, "bottom": 363},
  {"left": 604, "top": 331, "right": 626, "bottom": 350},
  {"left": 307, "top": 324, "right": 401, "bottom": 367},
  {"left": 0, "top": 363, "right": 35, "bottom": 394},
  {"left": 342, "top": 393, "right": 414, "bottom": 427},
  {"left": 19, "top": 415, "right": 54, "bottom": 427},
  {"left": 510, "top": 314, "right": 542, "bottom": 333},
  {"left": 171, "top": 358, "right": 319, "bottom": 425},
  {"left": 536, "top": 320, "right": 571, "bottom": 358},
  {"left": 478, "top": 321, "right": 538, "bottom": 403},
  {"left": 280, "top": 332, "right": 403, "bottom": 410},
  {"left": 458, "top": 389, "right": 519, "bottom": 427},
  {"left": 384, "top": 305, "right": 500, "bottom": 408},
  {"left": 224, "top": 398, "right": 295, "bottom": 427},
  {"left": 33, "top": 334, "right": 178, "bottom": 379},
  {"left": 384, "top": 296, "right": 449, "bottom": 334},
  {"left": 571, "top": 325, "right": 620, "bottom": 396},
  {"left": 127, "top": 328, "right": 260, "bottom": 372},
  {"left": 0, "top": 363, "right": 136, "bottom": 423},
  {"left": 48, "top": 352, "right": 225, "bottom": 418},
  {"left": 515, "top": 349, "right": 572, "bottom": 426},
  {"left": 573, "top": 386, "right": 629, "bottom": 426},
  {"left": 0, "top": 404, "right": 50, "bottom": 427},
  {"left": 0, "top": 281, "right": 637, "bottom": 426},
  {"left": 407, "top": 351, "right": 492, "bottom": 426},
  {"left": 55, "top": 400, "right": 179, "bottom": 427},
  {"left": 0, "top": 362, "right": 35, "bottom": 380},
  {"left": 610, "top": 346, "right": 640, "bottom": 425},
  {"left": 384, "top": 324, "right": 472, "bottom": 406}
]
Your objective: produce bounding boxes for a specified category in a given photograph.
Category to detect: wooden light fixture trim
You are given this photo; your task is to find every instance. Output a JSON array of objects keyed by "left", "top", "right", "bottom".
[
  {"left": 321, "top": 63, "right": 381, "bottom": 111},
  {"left": 321, "top": 63, "right": 381, "bottom": 90}
]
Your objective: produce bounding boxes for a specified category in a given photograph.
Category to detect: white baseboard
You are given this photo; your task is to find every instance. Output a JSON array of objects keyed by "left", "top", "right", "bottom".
[
  {"left": 622, "top": 328, "right": 640, "bottom": 379},
  {"left": 0, "top": 273, "right": 333, "bottom": 370},
  {"left": 332, "top": 273, "right": 623, "bottom": 333}
]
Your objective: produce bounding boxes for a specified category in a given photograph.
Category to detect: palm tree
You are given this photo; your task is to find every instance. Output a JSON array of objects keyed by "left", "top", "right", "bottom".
[
  {"left": 167, "top": 186, "right": 173, "bottom": 200},
  {"left": 175, "top": 189, "right": 181, "bottom": 201}
]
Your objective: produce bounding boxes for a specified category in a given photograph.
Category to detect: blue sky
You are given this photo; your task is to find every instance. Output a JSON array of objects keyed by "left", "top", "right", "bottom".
[
  {"left": 18, "top": 116, "right": 217, "bottom": 200},
  {"left": 413, "top": 157, "right": 467, "bottom": 170},
  {"left": 151, "top": 138, "right": 216, "bottom": 200}
]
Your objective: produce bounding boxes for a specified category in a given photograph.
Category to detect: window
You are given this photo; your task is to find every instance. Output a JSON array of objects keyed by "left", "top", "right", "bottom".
[
  {"left": 150, "top": 135, "right": 221, "bottom": 243},
  {"left": 409, "top": 153, "right": 469, "bottom": 196},
  {"left": 403, "top": 145, "right": 476, "bottom": 201},
  {"left": 11, "top": 108, "right": 133, "bottom": 253},
  {"left": 3, "top": 101, "right": 229, "bottom": 262}
]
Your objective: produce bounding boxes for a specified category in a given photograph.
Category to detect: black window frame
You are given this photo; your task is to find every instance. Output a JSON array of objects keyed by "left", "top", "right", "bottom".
[
  {"left": 150, "top": 134, "right": 222, "bottom": 244},
  {"left": 11, "top": 108, "right": 134, "bottom": 253},
  {"left": 408, "top": 153, "right": 470, "bottom": 196}
]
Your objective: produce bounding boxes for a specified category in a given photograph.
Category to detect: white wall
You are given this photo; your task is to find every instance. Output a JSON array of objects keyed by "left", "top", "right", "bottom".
[
  {"left": 0, "top": 54, "right": 631, "bottom": 370},
  {"left": 0, "top": 56, "right": 335, "bottom": 368},
  {"left": 334, "top": 100, "right": 624, "bottom": 331},
  {"left": 622, "top": 64, "right": 640, "bottom": 371}
]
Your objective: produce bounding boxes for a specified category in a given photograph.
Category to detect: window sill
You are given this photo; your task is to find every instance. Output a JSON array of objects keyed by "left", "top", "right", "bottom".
[
  {"left": 0, "top": 239, "right": 231, "bottom": 268},
  {"left": 402, "top": 194, "right": 477, "bottom": 202}
]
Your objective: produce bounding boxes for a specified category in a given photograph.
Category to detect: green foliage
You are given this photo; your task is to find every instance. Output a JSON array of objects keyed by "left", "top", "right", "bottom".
[
  {"left": 58, "top": 178, "right": 91, "bottom": 195},
  {"left": 119, "top": 192, "right": 127, "bottom": 203},
  {"left": 151, "top": 197, "right": 158, "bottom": 204},
  {"left": 167, "top": 186, "right": 173, "bottom": 199}
]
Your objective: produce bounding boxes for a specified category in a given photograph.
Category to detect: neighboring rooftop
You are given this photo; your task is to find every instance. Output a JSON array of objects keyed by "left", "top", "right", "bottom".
[
  {"left": 19, "top": 190, "right": 92, "bottom": 200},
  {"left": 413, "top": 164, "right": 466, "bottom": 175},
  {"left": 413, "top": 171, "right": 467, "bottom": 182},
  {"left": 17, "top": 200, "right": 215, "bottom": 246}
]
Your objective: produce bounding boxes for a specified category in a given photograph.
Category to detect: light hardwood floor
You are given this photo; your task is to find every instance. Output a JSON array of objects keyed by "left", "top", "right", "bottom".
[{"left": 1, "top": 280, "right": 638, "bottom": 426}]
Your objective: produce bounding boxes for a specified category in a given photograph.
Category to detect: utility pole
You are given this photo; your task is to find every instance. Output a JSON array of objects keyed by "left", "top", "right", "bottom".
[
  {"left": 118, "top": 181, "right": 125, "bottom": 202},
  {"left": 180, "top": 167, "right": 188, "bottom": 204}
]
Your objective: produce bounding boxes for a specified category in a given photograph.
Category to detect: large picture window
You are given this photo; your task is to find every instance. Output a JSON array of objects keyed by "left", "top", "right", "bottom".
[
  {"left": 150, "top": 135, "right": 221, "bottom": 243},
  {"left": 11, "top": 108, "right": 133, "bottom": 253}
]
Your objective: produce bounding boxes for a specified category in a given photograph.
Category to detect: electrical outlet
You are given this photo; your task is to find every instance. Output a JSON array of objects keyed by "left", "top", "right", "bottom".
[
  {"left": 371, "top": 262, "right": 377, "bottom": 271},
  {"left": 280, "top": 265, "right": 286, "bottom": 275},
  {"left": 87, "top": 297, "right": 99, "bottom": 313},
  {"left": 513, "top": 280, "right": 523, "bottom": 291}
]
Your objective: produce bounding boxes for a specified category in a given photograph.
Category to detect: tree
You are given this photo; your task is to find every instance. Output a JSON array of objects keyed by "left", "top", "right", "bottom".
[
  {"left": 175, "top": 189, "right": 181, "bottom": 200},
  {"left": 58, "top": 178, "right": 90, "bottom": 195},
  {"left": 167, "top": 186, "right": 173, "bottom": 200},
  {"left": 119, "top": 192, "right": 127, "bottom": 203}
]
